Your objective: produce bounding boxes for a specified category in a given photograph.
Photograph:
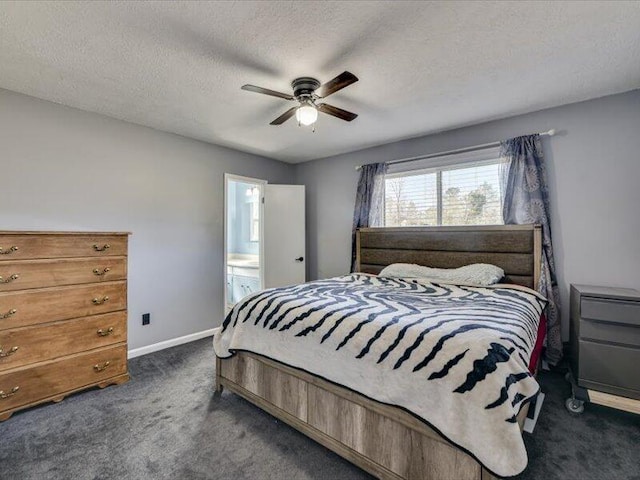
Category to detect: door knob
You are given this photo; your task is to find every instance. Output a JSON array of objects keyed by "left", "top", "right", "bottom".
[{"left": 295, "top": 257, "right": 304, "bottom": 262}]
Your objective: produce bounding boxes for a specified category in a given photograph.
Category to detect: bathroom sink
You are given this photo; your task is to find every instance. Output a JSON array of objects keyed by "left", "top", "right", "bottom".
[{"left": 227, "top": 257, "right": 259, "bottom": 269}]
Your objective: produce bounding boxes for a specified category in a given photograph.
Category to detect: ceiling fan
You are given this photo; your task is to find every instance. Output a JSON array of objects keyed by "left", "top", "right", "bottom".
[{"left": 241, "top": 71, "right": 359, "bottom": 128}]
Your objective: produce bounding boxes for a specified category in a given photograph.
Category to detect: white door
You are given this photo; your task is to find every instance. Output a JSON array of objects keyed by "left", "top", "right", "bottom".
[{"left": 264, "top": 185, "right": 306, "bottom": 288}]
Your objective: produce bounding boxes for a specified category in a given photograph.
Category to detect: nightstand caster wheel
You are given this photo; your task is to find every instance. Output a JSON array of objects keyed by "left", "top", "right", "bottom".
[{"left": 565, "top": 397, "right": 585, "bottom": 414}]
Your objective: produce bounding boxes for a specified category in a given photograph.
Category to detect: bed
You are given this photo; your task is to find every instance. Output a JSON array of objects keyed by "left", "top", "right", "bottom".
[{"left": 214, "top": 224, "right": 544, "bottom": 480}]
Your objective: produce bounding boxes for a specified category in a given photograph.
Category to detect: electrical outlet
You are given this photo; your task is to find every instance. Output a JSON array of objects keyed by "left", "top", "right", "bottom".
[{"left": 142, "top": 313, "right": 150, "bottom": 326}]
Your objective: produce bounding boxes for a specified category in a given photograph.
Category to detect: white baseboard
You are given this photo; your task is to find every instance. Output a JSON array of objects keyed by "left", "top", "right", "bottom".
[{"left": 127, "top": 328, "right": 216, "bottom": 359}]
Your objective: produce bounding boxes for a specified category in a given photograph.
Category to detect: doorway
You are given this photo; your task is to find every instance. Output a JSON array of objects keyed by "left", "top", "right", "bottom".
[
  {"left": 224, "top": 175, "right": 307, "bottom": 316},
  {"left": 224, "top": 174, "right": 265, "bottom": 314}
]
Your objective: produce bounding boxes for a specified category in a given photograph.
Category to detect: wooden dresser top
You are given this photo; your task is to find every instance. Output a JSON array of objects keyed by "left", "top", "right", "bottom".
[{"left": 0, "top": 231, "right": 131, "bottom": 236}]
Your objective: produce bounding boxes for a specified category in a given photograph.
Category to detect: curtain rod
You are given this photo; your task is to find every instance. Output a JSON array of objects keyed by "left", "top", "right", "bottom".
[{"left": 355, "top": 129, "right": 556, "bottom": 171}]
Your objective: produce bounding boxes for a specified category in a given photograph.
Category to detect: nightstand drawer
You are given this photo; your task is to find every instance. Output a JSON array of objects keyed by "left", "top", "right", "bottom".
[
  {"left": 580, "top": 318, "right": 640, "bottom": 347},
  {"left": 579, "top": 340, "right": 640, "bottom": 394},
  {"left": 581, "top": 298, "right": 640, "bottom": 326}
]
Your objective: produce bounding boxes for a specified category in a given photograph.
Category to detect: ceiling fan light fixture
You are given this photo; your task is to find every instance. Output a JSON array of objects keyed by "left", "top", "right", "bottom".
[{"left": 296, "top": 104, "right": 318, "bottom": 126}]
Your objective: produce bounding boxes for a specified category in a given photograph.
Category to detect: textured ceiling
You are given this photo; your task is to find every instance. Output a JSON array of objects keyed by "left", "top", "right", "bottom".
[{"left": 1, "top": 1, "right": 639, "bottom": 163}]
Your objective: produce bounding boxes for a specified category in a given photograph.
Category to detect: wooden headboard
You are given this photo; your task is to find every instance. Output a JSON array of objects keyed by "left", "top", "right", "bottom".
[{"left": 356, "top": 224, "right": 541, "bottom": 289}]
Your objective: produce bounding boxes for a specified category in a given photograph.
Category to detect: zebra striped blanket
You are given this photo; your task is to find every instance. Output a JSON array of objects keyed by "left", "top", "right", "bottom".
[{"left": 214, "top": 274, "right": 546, "bottom": 477}]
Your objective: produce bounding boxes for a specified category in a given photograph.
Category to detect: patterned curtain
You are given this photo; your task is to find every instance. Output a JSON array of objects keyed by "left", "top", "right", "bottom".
[
  {"left": 500, "top": 134, "right": 562, "bottom": 364},
  {"left": 351, "top": 162, "right": 387, "bottom": 273}
]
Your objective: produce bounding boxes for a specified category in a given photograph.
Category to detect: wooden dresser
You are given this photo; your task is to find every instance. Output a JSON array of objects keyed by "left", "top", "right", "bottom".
[{"left": 0, "top": 231, "right": 130, "bottom": 421}]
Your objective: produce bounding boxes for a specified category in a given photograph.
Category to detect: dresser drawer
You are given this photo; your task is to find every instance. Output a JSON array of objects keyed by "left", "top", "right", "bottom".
[
  {"left": 0, "top": 257, "right": 127, "bottom": 292},
  {"left": 0, "top": 234, "right": 127, "bottom": 261},
  {"left": 0, "top": 312, "right": 126, "bottom": 372},
  {"left": 580, "top": 318, "right": 640, "bottom": 347},
  {"left": 581, "top": 297, "right": 640, "bottom": 326},
  {"left": 0, "top": 344, "right": 127, "bottom": 412},
  {"left": 0, "top": 281, "right": 126, "bottom": 330},
  {"left": 579, "top": 340, "right": 640, "bottom": 394}
]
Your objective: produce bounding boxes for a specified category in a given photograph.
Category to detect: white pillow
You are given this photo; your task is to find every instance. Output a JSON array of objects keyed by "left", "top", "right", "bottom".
[{"left": 378, "top": 263, "right": 505, "bottom": 286}]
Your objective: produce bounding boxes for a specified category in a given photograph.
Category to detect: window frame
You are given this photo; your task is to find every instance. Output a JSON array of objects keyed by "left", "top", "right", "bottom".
[
  {"left": 383, "top": 150, "right": 505, "bottom": 228},
  {"left": 249, "top": 197, "right": 260, "bottom": 242}
]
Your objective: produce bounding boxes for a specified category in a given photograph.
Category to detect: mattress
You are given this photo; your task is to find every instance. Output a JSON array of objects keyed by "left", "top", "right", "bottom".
[{"left": 214, "top": 273, "right": 547, "bottom": 477}]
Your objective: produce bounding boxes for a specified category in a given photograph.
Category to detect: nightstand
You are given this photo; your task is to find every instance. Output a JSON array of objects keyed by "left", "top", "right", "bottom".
[{"left": 566, "top": 284, "right": 640, "bottom": 414}]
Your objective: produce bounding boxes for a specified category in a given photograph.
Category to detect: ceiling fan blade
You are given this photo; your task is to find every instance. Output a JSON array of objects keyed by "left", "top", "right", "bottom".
[
  {"left": 316, "top": 71, "right": 358, "bottom": 98},
  {"left": 317, "top": 103, "right": 358, "bottom": 122},
  {"left": 241, "top": 84, "right": 294, "bottom": 101},
  {"left": 270, "top": 107, "right": 298, "bottom": 125}
]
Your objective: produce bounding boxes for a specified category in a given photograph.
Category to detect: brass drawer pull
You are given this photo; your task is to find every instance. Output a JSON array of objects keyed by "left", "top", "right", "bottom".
[
  {"left": 0, "top": 246, "right": 18, "bottom": 255},
  {"left": 93, "top": 361, "right": 110, "bottom": 372},
  {"left": 0, "top": 346, "right": 19, "bottom": 358},
  {"left": 0, "top": 274, "right": 19, "bottom": 284},
  {"left": 97, "top": 327, "right": 114, "bottom": 337},
  {"left": 0, "top": 309, "right": 17, "bottom": 319},
  {"left": 93, "top": 244, "right": 111, "bottom": 252},
  {"left": 0, "top": 386, "right": 19, "bottom": 399},
  {"left": 92, "top": 296, "right": 110, "bottom": 305},
  {"left": 93, "top": 267, "right": 111, "bottom": 277}
]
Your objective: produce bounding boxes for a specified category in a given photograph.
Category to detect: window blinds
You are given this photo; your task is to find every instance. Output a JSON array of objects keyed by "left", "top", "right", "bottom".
[{"left": 384, "top": 156, "right": 505, "bottom": 227}]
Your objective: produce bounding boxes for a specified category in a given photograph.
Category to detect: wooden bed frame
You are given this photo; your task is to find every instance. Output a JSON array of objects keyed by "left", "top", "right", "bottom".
[{"left": 216, "top": 225, "right": 543, "bottom": 480}]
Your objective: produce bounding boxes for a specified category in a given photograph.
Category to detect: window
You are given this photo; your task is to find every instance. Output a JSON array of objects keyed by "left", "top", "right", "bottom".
[
  {"left": 384, "top": 151, "right": 504, "bottom": 227},
  {"left": 249, "top": 195, "right": 260, "bottom": 242}
]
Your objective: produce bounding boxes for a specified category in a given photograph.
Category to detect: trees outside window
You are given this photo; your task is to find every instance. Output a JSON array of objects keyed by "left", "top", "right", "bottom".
[{"left": 384, "top": 161, "right": 503, "bottom": 227}]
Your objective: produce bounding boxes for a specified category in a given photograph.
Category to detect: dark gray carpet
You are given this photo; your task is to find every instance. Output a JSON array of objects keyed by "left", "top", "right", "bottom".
[{"left": 1, "top": 338, "right": 638, "bottom": 480}]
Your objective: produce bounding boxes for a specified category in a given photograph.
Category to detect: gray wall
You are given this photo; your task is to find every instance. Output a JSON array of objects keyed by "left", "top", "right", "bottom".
[
  {"left": 3, "top": 86, "right": 638, "bottom": 346},
  {"left": 295, "top": 89, "right": 640, "bottom": 340},
  {"left": 0, "top": 89, "right": 294, "bottom": 350}
]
